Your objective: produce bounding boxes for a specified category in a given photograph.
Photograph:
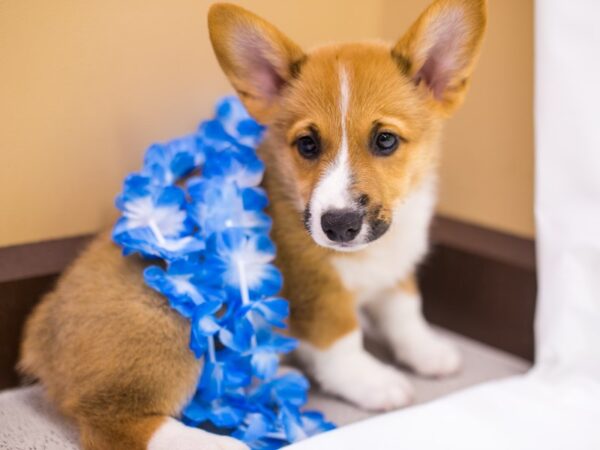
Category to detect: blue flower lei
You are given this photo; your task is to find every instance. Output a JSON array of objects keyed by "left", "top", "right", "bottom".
[{"left": 112, "top": 97, "right": 335, "bottom": 449}]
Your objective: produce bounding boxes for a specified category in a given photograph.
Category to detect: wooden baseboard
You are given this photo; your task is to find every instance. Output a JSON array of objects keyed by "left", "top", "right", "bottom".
[
  {"left": 0, "top": 216, "right": 536, "bottom": 389},
  {"left": 0, "top": 275, "right": 59, "bottom": 389},
  {"left": 423, "top": 216, "right": 536, "bottom": 361},
  {"left": 0, "top": 234, "right": 91, "bottom": 283},
  {"left": 430, "top": 216, "right": 535, "bottom": 271}
]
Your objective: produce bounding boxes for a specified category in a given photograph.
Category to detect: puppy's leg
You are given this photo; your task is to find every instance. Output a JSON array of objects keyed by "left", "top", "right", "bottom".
[
  {"left": 80, "top": 416, "right": 246, "bottom": 450},
  {"left": 369, "top": 275, "right": 461, "bottom": 377},
  {"left": 297, "top": 329, "right": 414, "bottom": 411},
  {"left": 292, "top": 289, "right": 414, "bottom": 411}
]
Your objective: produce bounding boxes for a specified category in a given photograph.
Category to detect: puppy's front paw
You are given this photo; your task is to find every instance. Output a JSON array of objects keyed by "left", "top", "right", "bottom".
[
  {"left": 336, "top": 356, "right": 415, "bottom": 411},
  {"left": 302, "top": 332, "right": 414, "bottom": 411},
  {"left": 395, "top": 331, "right": 462, "bottom": 378}
]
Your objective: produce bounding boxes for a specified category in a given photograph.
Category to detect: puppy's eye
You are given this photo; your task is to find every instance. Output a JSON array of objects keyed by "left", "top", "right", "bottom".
[
  {"left": 372, "top": 132, "right": 400, "bottom": 156},
  {"left": 296, "top": 135, "right": 320, "bottom": 160}
]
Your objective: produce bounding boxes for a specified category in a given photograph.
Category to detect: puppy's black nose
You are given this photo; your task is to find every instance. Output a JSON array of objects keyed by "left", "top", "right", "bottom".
[{"left": 321, "top": 210, "right": 363, "bottom": 243}]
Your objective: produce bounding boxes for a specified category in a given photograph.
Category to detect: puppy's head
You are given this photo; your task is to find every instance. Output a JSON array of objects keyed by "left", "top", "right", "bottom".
[{"left": 208, "top": 0, "right": 486, "bottom": 252}]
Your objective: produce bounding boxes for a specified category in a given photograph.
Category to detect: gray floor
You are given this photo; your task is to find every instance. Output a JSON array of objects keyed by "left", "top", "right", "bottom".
[{"left": 0, "top": 329, "right": 529, "bottom": 449}]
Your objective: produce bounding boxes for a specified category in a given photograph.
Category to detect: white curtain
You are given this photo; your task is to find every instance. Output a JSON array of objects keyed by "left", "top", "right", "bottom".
[
  {"left": 534, "top": 0, "right": 600, "bottom": 378},
  {"left": 286, "top": 1, "right": 600, "bottom": 448}
]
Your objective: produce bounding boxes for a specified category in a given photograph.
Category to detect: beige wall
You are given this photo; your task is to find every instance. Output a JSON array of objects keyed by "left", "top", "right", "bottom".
[{"left": 0, "top": 0, "right": 533, "bottom": 247}]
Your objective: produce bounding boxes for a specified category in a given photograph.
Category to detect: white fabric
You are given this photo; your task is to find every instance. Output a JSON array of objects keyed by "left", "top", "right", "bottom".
[
  {"left": 533, "top": 0, "right": 600, "bottom": 378},
  {"left": 289, "top": 375, "right": 600, "bottom": 450},
  {"left": 0, "top": 386, "right": 79, "bottom": 450},
  {"left": 286, "top": 1, "right": 600, "bottom": 449}
]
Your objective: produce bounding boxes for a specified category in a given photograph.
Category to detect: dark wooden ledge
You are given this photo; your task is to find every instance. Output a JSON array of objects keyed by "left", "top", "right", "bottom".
[
  {"left": 0, "top": 235, "right": 91, "bottom": 284},
  {"left": 430, "top": 216, "right": 536, "bottom": 271}
]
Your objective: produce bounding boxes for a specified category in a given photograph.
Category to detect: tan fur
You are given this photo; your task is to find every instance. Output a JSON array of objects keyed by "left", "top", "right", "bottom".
[
  {"left": 79, "top": 416, "right": 166, "bottom": 450},
  {"left": 20, "top": 1, "right": 486, "bottom": 446},
  {"left": 20, "top": 233, "right": 201, "bottom": 449},
  {"left": 399, "top": 274, "right": 419, "bottom": 296}
]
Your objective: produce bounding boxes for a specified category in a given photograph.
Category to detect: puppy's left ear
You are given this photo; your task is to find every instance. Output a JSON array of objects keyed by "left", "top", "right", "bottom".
[
  {"left": 393, "top": 0, "right": 487, "bottom": 115},
  {"left": 208, "top": 3, "right": 305, "bottom": 123}
]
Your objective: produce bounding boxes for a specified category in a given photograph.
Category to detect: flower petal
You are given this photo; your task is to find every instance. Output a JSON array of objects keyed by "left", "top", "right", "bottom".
[
  {"left": 219, "top": 317, "right": 254, "bottom": 352},
  {"left": 248, "top": 298, "right": 289, "bottom": 329},
  {"left": 250, "top": 349, "right": 279, "bottom": 380}
]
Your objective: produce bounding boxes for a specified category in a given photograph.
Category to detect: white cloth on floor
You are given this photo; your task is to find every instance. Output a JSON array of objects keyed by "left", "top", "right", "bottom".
[{"left": 0, "top": 386, "right": 79, "bottom": 450}]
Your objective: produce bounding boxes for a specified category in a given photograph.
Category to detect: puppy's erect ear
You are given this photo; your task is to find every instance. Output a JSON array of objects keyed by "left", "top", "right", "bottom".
[
  {"left": 393, "top": 0, "right": 487, "bottom": 115},
  {"left": 208, "top": 3, "right": 305, "bottom": 123}
]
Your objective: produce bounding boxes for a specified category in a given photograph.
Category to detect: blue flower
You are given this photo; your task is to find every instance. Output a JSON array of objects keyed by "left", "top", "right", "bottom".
[
  {"left": 198, "top": 119, "right": 244, "bottom": 153},
  {"left": 233, "top": 413, "right": 290, "bottom": 450},
  {"left": 242, "top": 297, "right": 289, "bottom": 330},
  {"left": 196, "top": 97, "right": 264, "bottom": 155},
  {"left": 215, "top": 96, "right": 265, "bottom": 148},
  {"left": 279, "top": 408, "right": 336, "bottom": 443},
  {"left": 115, "top": 178, "right": 190, "bottom": 237},
  {"left": 248, "top": 332, "right": 297, "bottom": 380},
  {"left": 236, "top": 374, "right": 334, "bottom": 446},
  {"left": 182, "top": 395, "right": 246, "bottom": 429},
  {"left": 206, "top": 229, "right": 282, "bottom": 300},
  {"left": 249, "top": 349, "right": 280, "bottom": 381},
  {"left": 251, "top": 372, "right": 309, "bottom": 409},
  {"left": 188, "top": 178, "right": 271, "bottom": 237},
  {"left": 113, "top": 227, "right": 205, "bottom": 260},
  {"left": 198, "top": 356, "right": 250, "bottom": 401},
  {"left": 189, "top": 300, "right": 225, "bottom": 357},
  {"left": 142, "top": 135, "right": 201, "bottom": 185},
  {"left": 113, "top": 175, "right": 204, "bottom": 258},
  {"left": 202, "top": 149, "right": 265, "bottom": 188},
  {"left": 144, "top": 260, "right": 222, "bottom": 318},
  {"left": 242, "top": 187, "right": 269, "bottom": 210},
  {"left": 235, "top": 412, "right": 272, "bottom": 442},
  {"left": 219, "top": 296, "right": 289, "bottom": 360},
  {"left": 218, "top": 316, "right": 255, "bottom": 353},
  {"left": 217, "top": 297, "right": 289, "bottom": 358},
  {"left": 112, "top": 95, "right": 335, "bottom": 449}
]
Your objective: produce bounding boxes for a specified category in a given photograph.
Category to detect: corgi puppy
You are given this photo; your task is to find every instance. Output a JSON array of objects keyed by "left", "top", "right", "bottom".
[{"left": 19, "top": 1, "right": 486, "bottom": 449}]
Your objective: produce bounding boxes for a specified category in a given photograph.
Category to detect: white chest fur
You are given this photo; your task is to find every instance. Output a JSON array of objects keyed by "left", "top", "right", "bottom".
[{"left": 331, "top": 176, "right": 437, "bottom": 304}]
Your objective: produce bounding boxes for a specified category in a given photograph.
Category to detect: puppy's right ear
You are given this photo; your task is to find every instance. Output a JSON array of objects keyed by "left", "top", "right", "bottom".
[
  {"left": 208, "top": 3, "right": 305, "bottom": 123},
  {"left": 392, "top": 0, "right": 487, "bottom": 115}
]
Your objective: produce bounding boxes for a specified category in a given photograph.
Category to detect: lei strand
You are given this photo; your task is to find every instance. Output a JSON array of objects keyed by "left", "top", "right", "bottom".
[{"left": 112, "top": 97, "right": 334, "bottom": 449}]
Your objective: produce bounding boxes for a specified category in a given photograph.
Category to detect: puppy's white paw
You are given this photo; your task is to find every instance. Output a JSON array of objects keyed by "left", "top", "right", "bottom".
[
  {"left": 148, "top": 417, "right": 248, "bottom": 450},
  {"left": 331, "top": 356, "right": 414, "bottom": 411},
  {"left": 395, "top": 331, "right": 462, "bottom": 378},
  {"left": 298, "top": 331, "right": 414, "bottom": 412}
]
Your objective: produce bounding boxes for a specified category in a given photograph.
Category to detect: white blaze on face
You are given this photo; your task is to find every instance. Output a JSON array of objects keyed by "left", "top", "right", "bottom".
[{"left": 309, "top": 66, "right": 358, "bottom": 248}]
